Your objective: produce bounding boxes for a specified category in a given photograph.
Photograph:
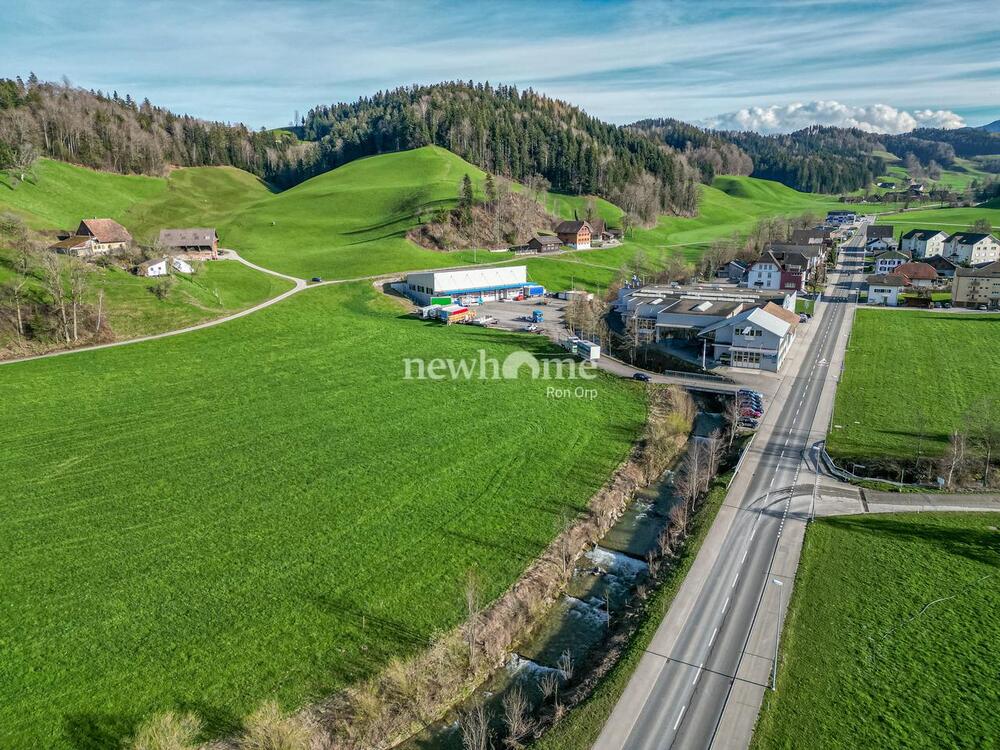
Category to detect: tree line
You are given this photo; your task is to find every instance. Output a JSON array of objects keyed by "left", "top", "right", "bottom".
[
  {"left": 295, "top": 81, "right": 700, "bottom": 222},
  {"left": 0, "top": 75, "right": 308, "bottom": 185}
]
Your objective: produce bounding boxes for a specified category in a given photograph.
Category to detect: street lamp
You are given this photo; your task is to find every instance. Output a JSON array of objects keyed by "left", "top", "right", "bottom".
[{"left": 772, "top": 578, "right": 784, "bottom": 691}]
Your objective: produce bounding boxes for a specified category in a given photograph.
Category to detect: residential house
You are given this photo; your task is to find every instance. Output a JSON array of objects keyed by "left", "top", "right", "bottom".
[
  {"left": 952, "top": 262, "right": 1000, "bottom": 309},
  {"left": 49, "top": 235, "right": 96, "bottom": 256},
  {"left": 866, "top": 237, "right": 896, "bottom": 253},
  {"left": 136, "top": 258, "right": 168, "bottom": 277},
  {"left": 894, "top": 261, "right": 939, "bottom": 288},
  {"left": 943, "top": 232, "right": 1000, "bottom": 265},
  {"left": 697, "top": 302, "right": 799, "bottom": 372},
  {"left": 866, "top": 273, "right": 909, "bottom": 306},
  {"left": 158, "top": 228, "right": 219, "bottom": 260},
  {"left": 790, "top": 228, "right": 828, "bottom": 245},
  {"left": 900, "top": 229, "right": 948, "bottom": 259},
  {"left": 76, "top": 218, "right": 132, "bottom": 254},
  {"left": 866, "top": 224, "right": 894, "bottom": 241},
  {"left": 745, "top": 252, "right": 800, "bottom": 291},
  {"left": 170, "top": 257, "right": 194, "bottom": 274},
  {"left": 924, "top": 254, "right": 958, "bottom": 278},
  {"left": 522, "top": 235, "right": 562, "bottom": 253},
  {"left": 873, "top": 249, "right": 910, "bottom": 275},
  {"left": 554, "top": 220, "right": 592, "bottom": 249},
  {"left": 716, "top": 259, "right": 747, "bottom": 283}
]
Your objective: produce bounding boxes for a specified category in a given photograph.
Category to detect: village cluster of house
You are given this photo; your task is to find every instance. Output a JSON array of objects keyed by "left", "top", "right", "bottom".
[
  {"left": 863, "top": 224, "right": 1000, "bottom": 308},
  {"left": 714, "top": 226, "right": 833, "bottom": 294},
  {"left": 49, "top": 219, "right": 220, "bottom": 277},
  {"left": 512, "top": 219, "right": 623, "bottom": 254}
]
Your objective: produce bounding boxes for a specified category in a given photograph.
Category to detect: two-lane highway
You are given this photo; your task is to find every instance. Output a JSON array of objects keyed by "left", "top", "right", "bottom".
[{"left": 597, "top": 221, "right": 868, "bottom": 750}]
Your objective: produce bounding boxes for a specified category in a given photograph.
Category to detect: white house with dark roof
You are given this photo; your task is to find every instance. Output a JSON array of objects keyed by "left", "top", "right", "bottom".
[
  {"left": 900, "top": 229, "right": 947, "bottom": 259},
  {"left": 866, "top": 273, "right": 908, "bottom": 306},
  {"left": 873, "top": 249, "right": 910, "bottom": 275},
  {"left": 944, "top": 232, "right": 1000, "bottom": 265}
]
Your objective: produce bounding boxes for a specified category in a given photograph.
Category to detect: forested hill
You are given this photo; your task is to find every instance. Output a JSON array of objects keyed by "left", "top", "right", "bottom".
[
  {"left": 630, "top": 120, "right": 883, "bottom": 194},
  {"left": 631, "top": 118, "right": 1000, "bottom": 194},
  {"left": 0, "top": 76, "right": 308, "bottom": 185},
  {"left": 296, "top": 82, "right": 699, "bottom": 220}
]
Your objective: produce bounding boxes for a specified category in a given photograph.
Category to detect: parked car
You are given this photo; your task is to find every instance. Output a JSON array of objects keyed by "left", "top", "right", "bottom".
[
  {"left": 740, "top": 409, "right": 763, "bottom": 419},
  {"left": 738, "top": 417, "right": 759, "bottom": 429},
  {"left": 632, "top": 372, "right": 652, "bottom": 382},
  {"left": 311, "top": 277, "right": 323, "bottom": 283},
  {"left": 978, "top": 304, "right": 988, "bottom": 311},
  {"left": 739, "top": 401, "right": 763, "bottom": 411},
  {"left": 943, "top": 302, "right": 951, "bottom": 308}
]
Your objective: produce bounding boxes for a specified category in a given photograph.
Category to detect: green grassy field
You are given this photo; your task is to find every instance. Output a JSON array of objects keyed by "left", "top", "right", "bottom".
[
  {"left": 827, "top": 310, "right": 1000, "bottom": 461},
  {"left": 753, "top": 512, "right": 1000, "bottom": 750},
  {"left": 874, "top": 202, "right": 1000, "bottom": 240},
  {"left": 0, "top": 282, "right": 646, "bottom": 749}
]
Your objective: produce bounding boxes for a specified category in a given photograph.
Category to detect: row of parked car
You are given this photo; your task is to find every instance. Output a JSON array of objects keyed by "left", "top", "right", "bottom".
[{"left": 737, "top": 389, "right": 765, "bottom": 429}]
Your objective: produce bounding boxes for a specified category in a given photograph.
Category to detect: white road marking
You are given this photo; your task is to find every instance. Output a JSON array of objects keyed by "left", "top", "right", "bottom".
[
  {"left": 674, "top": 705, "right": 687, "bottom": 730},
  {"left": 692, "top": 664, "right": 704, "bottom": 686},
  {"left": 741, "top": 549, "right": 748, "bottom": 564},
  {"left": 722, "top": 596, "right": 730, "bottom": 613},
  {"left": 709, "top": 627, "right": 719, "bottom": 647},
  {"left": 732, "top": 572, "right": 740, "bottom": 588}
]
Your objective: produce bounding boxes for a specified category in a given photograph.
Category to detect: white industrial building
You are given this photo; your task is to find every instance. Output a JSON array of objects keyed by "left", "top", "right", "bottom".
[{"left": 404, "top": 266, "right": 541, "bottom": 305}]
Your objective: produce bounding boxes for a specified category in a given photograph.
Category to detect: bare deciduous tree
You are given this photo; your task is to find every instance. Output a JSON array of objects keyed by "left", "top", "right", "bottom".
[
  {"left": 501, "top": 686, "right": 533, "bottom": 749},
  {"left": 40, "top": 252, "right": 71, "bottom": 343},
  {"left": 460, "top": 701, "right": 494, "bottom": 750},
  {"left": 944, "top": 428, "right": 967, "bottom": 488},
  {"left": 464, "top": 569, "right": 482, "bottom": 673}
]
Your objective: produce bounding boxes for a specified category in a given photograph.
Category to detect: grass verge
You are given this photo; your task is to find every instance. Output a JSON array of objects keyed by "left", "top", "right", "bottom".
[{"left": 752, "top": 512, "right": 1000, "bottom": 750}]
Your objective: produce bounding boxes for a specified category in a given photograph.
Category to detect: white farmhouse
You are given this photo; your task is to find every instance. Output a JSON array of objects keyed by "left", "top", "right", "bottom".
[{"left": 170, "top": 257, "right": 194, "bottom": 274}]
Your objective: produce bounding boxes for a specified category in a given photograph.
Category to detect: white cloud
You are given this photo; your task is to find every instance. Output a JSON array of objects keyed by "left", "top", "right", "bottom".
[{"left": 702, "top": 101, "right": 966, "bottom": 134}]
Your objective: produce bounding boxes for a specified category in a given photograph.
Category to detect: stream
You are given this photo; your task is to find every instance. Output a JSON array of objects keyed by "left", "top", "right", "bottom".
[{"left": 403, "top": 411, "right": 721, "bottom": 749}]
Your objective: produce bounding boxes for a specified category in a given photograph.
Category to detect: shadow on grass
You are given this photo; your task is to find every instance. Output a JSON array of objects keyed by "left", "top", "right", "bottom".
[
  {"left": 64, "top": 712, "right": 136, "bottom": 750},
  {"left": 820, "top": 515, "right": 1000, "bottom": 569}
]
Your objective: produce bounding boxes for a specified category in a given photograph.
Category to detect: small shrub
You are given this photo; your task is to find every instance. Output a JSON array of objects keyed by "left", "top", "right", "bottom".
[
  {"left": 128, "top": 711, "right": 202, "bottom": 750},
  {"left": 240, "top": 700, "right": 314, "bottom": 750},
  {"left": 149, "top": 277, "right": 174, "bottom": 300}
]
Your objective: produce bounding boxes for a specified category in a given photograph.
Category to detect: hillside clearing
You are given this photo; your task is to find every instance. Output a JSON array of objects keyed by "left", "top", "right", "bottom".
[{"left": 0, "top": 282, "right": 645, "bottom": 749}]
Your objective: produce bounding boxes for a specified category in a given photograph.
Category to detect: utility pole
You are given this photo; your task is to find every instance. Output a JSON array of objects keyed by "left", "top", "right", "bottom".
[{"left": 772, "top": 578, "right": 784, "bottom": 691}]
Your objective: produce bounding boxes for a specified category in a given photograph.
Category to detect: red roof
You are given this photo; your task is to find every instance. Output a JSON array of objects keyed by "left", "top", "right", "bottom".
[
  {"left": 78, "top": 218, "right": 132, "bottom": 244},
  {"left": 895, "top": 262, "right": 938, "bottom": 281}
]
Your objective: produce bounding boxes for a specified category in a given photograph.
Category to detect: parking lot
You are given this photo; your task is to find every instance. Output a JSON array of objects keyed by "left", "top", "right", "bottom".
[{"left": 473, "top": 296, "right": 572, "bottom": 338}]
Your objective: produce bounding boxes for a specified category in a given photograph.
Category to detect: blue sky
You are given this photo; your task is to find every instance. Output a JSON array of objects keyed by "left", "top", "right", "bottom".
[{"left": 3, "top": 0, "right": 999, "bottom": 131}]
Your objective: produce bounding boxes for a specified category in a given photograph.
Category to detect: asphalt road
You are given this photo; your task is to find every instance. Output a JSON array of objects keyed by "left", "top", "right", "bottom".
[{"left": 598, "top": 222, "right": 868, "bottom": 750}]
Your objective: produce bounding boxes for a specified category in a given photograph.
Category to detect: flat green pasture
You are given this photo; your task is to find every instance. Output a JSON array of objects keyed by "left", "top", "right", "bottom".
[
  {"left": 827, "top": 309, "right": 1000, "bottom": 461},
  {"left": 0, "top": 282, "right": 645, "bottom": 748},
  {"left": 753, "top": 512, "right": 1000, "bottom": 750}
]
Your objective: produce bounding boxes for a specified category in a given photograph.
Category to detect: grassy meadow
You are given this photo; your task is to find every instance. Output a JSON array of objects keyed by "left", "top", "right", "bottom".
[
  {"left": 827, "top": 310, "right": 1000, "bottom": 461},
  {"left": 753, "top": 512, "right": 1000, "bottom": 750},
  {"left": 0, "top": 282, "right": 646, "bottom": 748}
]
